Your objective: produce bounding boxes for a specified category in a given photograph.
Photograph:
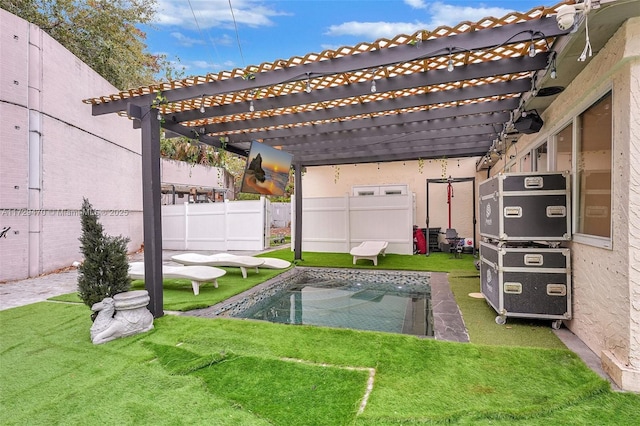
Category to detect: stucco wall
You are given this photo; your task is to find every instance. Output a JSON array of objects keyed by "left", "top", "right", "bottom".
[
  {"left": 301, "top": 157, "right": 479, "bottom": 242},
  {"left": 0, "top": 10, "right": 143, "bottom": 282},
  {"left": 161, "top": 159, "right": 227, "bottom": 189},
  {"left": 488, "top": 17, "right": 640, "bottom": 389}
]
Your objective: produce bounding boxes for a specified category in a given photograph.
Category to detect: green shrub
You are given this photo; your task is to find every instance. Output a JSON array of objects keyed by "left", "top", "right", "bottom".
[{"left": 77, "top": 198, "right": 131, "bottom": 314}]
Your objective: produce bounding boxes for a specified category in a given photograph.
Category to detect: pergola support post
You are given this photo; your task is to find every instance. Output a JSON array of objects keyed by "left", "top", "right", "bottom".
[
  {"left": 294, "top": 162, "right": 303, "bottom": 261},
  {"left": 130, "top": 103, "right": 164, "bottom": 318}
]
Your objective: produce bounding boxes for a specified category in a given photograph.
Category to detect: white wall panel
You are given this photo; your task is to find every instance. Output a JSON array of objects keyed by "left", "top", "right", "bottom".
[
  {"left": 295, "top": 194, "right": 413, "bottom": 254},
  {"left": 161, "top": 200, "right": 268, "bottom": 252}
]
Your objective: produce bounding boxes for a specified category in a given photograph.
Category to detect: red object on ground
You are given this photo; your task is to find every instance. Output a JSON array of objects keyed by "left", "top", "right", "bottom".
[{"left": 414, "top": 227, "right": 426, "bottom": 254}]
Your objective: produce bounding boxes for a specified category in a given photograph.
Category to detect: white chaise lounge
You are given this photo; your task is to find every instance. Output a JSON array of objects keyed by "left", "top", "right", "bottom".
[
  {"left": 171, "top": 253, "right": 264, "bottom": 279},
  {"left": 350, "top": 241, "right": 389, "bottom": 266},
  {"left": 253, "top": 257, "right": 292, "bottom": 270},
  {"left": 171, "top": 253, "right": 291, "bottom": 278},
  {"left": 128, "top": 262, "right": 226, "bottom": 296}
]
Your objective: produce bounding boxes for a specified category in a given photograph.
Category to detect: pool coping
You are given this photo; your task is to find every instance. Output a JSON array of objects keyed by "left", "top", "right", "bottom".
[{"left": 183, "top": 267, "right": 469, "bottom": 343}]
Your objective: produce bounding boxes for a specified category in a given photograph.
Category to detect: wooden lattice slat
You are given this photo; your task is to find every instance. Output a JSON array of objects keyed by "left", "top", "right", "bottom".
[{"left": 83, "top": 0, "right": 570, "bottom": 151}]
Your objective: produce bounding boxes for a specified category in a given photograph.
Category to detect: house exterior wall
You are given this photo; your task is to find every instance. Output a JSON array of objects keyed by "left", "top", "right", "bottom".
[
  {"left": 160, "top": 158, "right": 233, "bottom": 201},
  {"left": 488, "top": 18, "right": 640, "bottom": 391},
  {"left": 301, "top": 157, "right": 479, "bottom": 243},
  {"left": 0, "top": 10, "right": 143, "bottom": 282},
  {"left": 0, "top": 11, "right": 239, "bottom": 282}
]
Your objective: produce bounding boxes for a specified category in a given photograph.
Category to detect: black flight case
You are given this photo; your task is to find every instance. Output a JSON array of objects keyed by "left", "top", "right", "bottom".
[
  {"left": 479, "top": 241, "right": 571, "bottom": 329},
  {"left": 479, "top": 171, "right": 571, "bottom": 242},
  {"left": 478, "top": 172, "right": 572, "bottom": 329}
]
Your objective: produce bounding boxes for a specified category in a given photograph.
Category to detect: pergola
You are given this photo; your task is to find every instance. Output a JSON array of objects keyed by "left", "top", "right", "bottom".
[{"left": 84, "top": 2, "right": 577, "bottom": 317}]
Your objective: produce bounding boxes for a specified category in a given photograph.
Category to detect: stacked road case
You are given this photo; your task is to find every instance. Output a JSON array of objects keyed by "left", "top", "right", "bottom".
[{"left": 478, "top": 172, "right": 571, "bottom": 329}]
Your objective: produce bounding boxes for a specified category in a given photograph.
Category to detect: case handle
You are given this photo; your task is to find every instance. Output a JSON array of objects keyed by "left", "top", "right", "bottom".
[
  {"left": 547, "top": 284, "right": 567, "bottom": 296},
  {"left": 504, "top": 282, "right": 522, "bottom": 294},
  {"left": 524, "top": 176, "right": 544, "bottom": 188},
  {"left": 504, "top": 206, "right": 522, "bottom": 218},
  {"left": 524, "top": 254, "right": 543, "bottom": 266},
  {"left": 546, "top": 206, "right": 567, "bottom": 217}
]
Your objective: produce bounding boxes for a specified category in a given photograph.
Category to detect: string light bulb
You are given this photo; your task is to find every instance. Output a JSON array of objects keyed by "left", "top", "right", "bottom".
[
  {"left": 370, "top": 79, "right": 377, "bottom": 93},
  {"left": 528, "top": 42, "right": 536, "bottom": 58},
  {"left": 200, "top": 95, "right": 206, "bottom": 113},
  {"left": 305, "top": 73, "right": 312, "bottom": 93},
  {"left": 447, "top": 49, "right": 454, "bottom": 72},
  {"left": 156, "top": 110, "right": 162, "bottom": 121},
  {"left": 550, "top": 67, "right": 557, "bottom": 79},
  {"left": 249, "top": 100, "right": 254, "bottom": 112}
]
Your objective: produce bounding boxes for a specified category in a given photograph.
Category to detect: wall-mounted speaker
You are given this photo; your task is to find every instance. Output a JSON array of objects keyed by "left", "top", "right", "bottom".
[{"left": 514, "top": 112, "right": 544, "bottom": 134}]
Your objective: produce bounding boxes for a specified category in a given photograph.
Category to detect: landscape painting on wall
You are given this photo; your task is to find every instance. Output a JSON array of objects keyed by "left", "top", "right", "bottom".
[{"left": 240, "top": 141, "right": 293, "bottom": 196}]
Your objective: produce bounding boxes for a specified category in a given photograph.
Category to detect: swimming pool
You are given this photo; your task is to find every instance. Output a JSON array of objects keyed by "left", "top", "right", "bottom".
[
  {"left": 237, "top": 271, "right": 433, "bottom": 336},
  {"left": 185, "top": 267, "right": 469, "bottom": 342}
]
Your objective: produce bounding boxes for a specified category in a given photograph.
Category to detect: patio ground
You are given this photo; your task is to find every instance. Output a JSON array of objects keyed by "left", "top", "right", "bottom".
[{"left": 0, "top": 246, "right": 618, "bottom": 390}]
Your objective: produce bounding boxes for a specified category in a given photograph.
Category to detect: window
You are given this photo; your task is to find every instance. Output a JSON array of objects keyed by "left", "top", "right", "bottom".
[
  {"left": 520, "top": 152, "right": 531, "bottom": 172},
  {"left": 576, "top": 93, "right": 612, "bottom": 239},
  {"left": 533, "top": 142, "right": 548, "bottom": 172},
  {"left": 554, "top": 124, "right": 573, "bottom": 172}
]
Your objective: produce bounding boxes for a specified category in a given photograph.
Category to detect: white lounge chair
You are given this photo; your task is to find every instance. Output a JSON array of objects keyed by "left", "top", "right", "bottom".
[
  {"left": 171, "top": 253, "right": 291, "bottom": 277},
  {"left": 128, "top": 262, "right": 226, "bottom": 296},
  {"left": 255, "top": 257, "right": 292, "bottom": 270},
  {"left": 171, "top": 253, "right": 266, "bottom": 279},
  {"left": 350, "top": 241, "right": 389, "bottom": 266}
]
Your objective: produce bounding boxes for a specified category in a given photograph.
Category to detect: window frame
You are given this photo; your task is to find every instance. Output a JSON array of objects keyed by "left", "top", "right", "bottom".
[
  {"left": 542, "top": 86, "right": 614, "bottom": 249},
  {"left": 571, "top": 90, "right": 613, "bottom": 248}
]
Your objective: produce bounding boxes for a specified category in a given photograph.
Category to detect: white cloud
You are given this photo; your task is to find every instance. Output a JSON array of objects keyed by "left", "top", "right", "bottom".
[
  {"left": 325, "top": 1, "right": 514, "bottom": 39},
  {"left": 179, "top": 59, "right": 230, "bottom": 74},
  {"left": 327, "top": 21, "right": 426, "bottom": 39},
  {"left": 404, "top": 0, "right": 428, "bottom": 9},
  {"left": 209, "top": 34, "right": 234, "bottom": 47},
  {"left": 170, "top": 32, "right": 205, "bottom": 47},
  {"left": 425, "top": 2, "right": 512, "bottom": 27},
  {"left": 154, "top": 0, "right": 288, "bottom": 29},
  {"left": 191, "top": 60, "right": 212, "bottom": 69}
]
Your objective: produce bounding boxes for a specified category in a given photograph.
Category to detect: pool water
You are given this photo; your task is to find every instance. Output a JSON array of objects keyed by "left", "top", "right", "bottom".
[{"left": 234, "top": 270, "right": 433, "bottom": 336}]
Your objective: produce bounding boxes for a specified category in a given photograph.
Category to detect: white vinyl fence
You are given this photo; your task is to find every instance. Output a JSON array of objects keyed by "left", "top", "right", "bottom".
[
  {"left": 292, "top": 194, "right": 414, "bottom": 254},
  {"left": 271, "top": 202, "right": 291, "bottom": 227},
  {"left": 162, "top": 198, "right": 270, "bottom": 251}
]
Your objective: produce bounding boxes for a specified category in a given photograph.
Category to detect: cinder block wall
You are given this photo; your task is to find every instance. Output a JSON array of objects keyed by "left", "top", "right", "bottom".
[{"left": 0, "top": 10, "right": 143, "bottom": 282}]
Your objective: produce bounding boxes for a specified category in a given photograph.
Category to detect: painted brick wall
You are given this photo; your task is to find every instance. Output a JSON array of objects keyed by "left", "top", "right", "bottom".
[
  {"left": 0, "top": 10, "right": 143, "bottom": 281},
  {"left": 486, "top": 18, "right": 640, "bottom": 390}
]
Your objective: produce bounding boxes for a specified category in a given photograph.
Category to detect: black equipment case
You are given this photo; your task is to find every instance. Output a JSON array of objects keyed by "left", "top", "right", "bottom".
[
  {"left": 479, "top": 172, "right": 571, "bottom": 242},
  {"left": 479, "top": 240, "right": 571, "bottom": 328}
]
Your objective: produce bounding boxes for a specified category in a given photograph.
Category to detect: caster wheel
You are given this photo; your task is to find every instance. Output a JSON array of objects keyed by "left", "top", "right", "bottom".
[
  {"left": 495, "top": 316, "right": 506, "bottom": 325},
  {"left": 552, "top": 320, "right": 562, "bottom": 330}
]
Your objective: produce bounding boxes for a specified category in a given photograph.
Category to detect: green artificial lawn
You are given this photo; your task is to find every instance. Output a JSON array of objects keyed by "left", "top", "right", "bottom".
[
  {"left": 49, "top": 266, "right": 289, "bottom": 311},
  {"left": 20, "top": 249, "right": 637, "bottom": 424},
  {"left": 261, "top": 248, "right": 479, "bottom": 272},
  {"left": 448, "top": 270, "right": 568, "bottom": 349},
  {"left": 2, "top": 303, "right": 639, "bottom": 425}
]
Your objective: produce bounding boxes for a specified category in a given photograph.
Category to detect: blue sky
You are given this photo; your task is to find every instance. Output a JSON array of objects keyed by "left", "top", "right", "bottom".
[{"left": 142, "top": 0, "right": 547, "bottom": 78}]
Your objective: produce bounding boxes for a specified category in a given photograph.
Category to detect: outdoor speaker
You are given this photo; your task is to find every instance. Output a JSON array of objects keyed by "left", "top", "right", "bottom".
[{"left": 514, "top": 112, "right": 544, "bottom": 134}]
